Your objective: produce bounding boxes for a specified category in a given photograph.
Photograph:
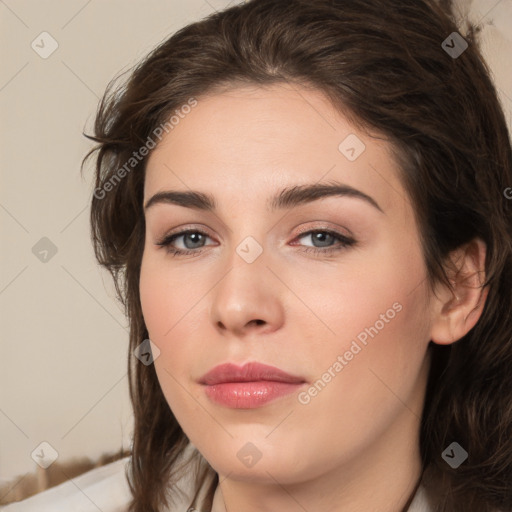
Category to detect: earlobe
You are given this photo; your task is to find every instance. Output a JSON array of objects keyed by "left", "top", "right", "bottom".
[{"left": 430, "top": 238, "right": 488, "bottom": 346}]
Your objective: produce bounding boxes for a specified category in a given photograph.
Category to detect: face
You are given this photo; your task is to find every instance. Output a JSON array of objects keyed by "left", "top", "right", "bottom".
[{"left": 140, "top": 83, "right": 434, "bottom": 485}]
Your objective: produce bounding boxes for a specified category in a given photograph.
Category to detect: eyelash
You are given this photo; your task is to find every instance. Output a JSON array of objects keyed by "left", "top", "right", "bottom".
[{"left": 155, "top": 228, "right": 356, "bottom": 258}]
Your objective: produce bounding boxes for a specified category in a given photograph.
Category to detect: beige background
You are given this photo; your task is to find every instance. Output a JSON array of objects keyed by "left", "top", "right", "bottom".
[{"left": 0, "top": 0, "right": 510, "bottom": 484}]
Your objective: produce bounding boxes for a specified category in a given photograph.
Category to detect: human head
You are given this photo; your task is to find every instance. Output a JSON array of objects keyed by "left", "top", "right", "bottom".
[{"left": 84, "top": 1, "right": 512, "bottom": 510}]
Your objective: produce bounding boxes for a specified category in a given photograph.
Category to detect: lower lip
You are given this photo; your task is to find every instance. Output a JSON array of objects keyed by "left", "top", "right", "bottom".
[{"left": 203, "top": 381, "right": 304, "bottom": 408}]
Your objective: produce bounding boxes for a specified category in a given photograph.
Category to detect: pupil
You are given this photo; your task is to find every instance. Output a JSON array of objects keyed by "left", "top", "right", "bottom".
[
  {"left": 313, "top": 232, "right": 332, "bottom": 247},
  {"left": 185, "top": 233, "right": 203, "bottom": 249}
]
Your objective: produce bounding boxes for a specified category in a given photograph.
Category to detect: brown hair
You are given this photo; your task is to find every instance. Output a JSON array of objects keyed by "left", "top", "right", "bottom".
[{"left": 82, "top": 0, "right": 512, "bottom": 510}]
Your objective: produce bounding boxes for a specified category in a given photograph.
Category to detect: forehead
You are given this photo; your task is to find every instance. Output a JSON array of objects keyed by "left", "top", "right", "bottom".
[{"left": 144, "top": 83, "right": 406, "bottom": 215}]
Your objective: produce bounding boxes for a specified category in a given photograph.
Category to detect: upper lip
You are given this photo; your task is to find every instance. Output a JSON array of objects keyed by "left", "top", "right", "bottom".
[{"left": 198, "top": 362, "right": 306, "bottom": 385}]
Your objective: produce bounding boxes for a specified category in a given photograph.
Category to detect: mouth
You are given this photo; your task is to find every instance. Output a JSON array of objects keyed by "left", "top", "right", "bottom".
[{"left": 198, "top": 362, "right": 307, "bottom": 409}]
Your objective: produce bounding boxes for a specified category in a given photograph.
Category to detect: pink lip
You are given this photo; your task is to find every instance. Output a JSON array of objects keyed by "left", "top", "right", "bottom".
[{"left": 198, "top": 362, "right": 306, "bottom": 409}]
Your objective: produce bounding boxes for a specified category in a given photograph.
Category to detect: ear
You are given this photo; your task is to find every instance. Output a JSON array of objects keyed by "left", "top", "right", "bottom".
[{"left": 429, "top": 238, "right": 489, "bottom": 346}]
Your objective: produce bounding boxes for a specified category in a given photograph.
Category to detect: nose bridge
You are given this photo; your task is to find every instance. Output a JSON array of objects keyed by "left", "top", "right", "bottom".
[{"left": 210, "top": 233, "right": 284, "bottom": 335}]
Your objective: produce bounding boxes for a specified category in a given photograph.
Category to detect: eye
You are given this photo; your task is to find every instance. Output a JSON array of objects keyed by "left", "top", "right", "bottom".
[
  {"left": 155, "top": 229, "right": 215, "bottom": 257},
  {"left": 292, "top": 229, "right": 356, "bottom": 255},
  {"left": 155, "top": 227, "right": 356, "bottom": 257}
]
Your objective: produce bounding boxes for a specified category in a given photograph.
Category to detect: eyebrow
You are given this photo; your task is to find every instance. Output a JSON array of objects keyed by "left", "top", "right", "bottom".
[{"left": 144, "top": 181, "right": 384, "bottom": 214}]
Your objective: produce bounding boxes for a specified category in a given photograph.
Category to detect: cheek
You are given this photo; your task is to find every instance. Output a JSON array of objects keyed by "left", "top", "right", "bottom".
[
  {"left": 139, "top": 251, "right": 204, "bottom": 342},
  {"left": 308, "top": 242, "right": 427, "bottom": 349},
  {"left": 139, "top": 253, "right": 209, "bottom": 393},
  {"left": 295, "top": 262, "right": 430, "bottom": 458},
  {"left": 139, "top": 257, "right": 203, "bottom": 418},
  {"left": 139, "top": 261, "right": 169, "bottom": 341},
  {"left": 311, "top": 237, "right": 430, "bottom": 390},
  {"left": 320, "top": 248, "right": 430, "bottom": 405}
]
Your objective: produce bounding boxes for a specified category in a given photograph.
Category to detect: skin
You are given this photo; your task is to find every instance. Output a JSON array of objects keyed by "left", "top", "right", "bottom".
[{"left": 140, "top": 83, "right": 488, "bottom": 512}]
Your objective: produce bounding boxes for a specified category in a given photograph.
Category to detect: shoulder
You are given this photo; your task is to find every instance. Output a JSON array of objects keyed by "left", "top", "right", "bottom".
[
  {"left": 407, "top": 484, "right": 435, "bottom": 512},
  {"left": 1, "top": 456, "right": 132, "bottom": 512}
]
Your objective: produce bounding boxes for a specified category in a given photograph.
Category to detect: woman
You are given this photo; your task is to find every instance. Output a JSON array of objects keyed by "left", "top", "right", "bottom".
[
  {"left": 5, "top": 0, "right": 511, "bottom": 510},
  {"left": 79, "top": 0, "right": 512, "bottom": 510}
]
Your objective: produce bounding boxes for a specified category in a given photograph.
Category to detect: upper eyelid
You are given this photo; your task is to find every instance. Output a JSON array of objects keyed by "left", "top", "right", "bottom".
[
  {"left": 161, "top": 224, "right": 347, "bottom": 236},
  {"left": 162, "top": 226, "right": 216, "bottom": 241}
]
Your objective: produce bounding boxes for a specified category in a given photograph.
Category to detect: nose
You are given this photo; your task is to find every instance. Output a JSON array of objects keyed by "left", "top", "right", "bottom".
[{"left": 210, "top": 249, "right": 285, "bottom": 337}]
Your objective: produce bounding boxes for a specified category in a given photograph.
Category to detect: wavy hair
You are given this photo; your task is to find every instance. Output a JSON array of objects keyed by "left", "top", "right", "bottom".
[{"left": 82, "top": 0, "right": 512, "bottom": 510}]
